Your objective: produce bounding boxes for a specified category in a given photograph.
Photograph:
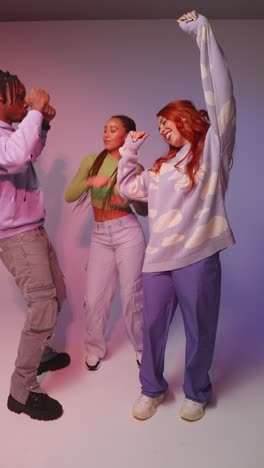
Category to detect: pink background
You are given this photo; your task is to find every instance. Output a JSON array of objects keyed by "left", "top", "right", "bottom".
[{"left": 0, "top": 18, "right": 262, "bottom": 468}]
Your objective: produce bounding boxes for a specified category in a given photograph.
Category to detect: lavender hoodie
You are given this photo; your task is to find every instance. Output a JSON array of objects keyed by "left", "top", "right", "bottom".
[
  {"left": 117, "top": 14, "right": 236, "bottom": 273},
  {"left": 0, "top": 110, "right": 47, "bottom": 238}
]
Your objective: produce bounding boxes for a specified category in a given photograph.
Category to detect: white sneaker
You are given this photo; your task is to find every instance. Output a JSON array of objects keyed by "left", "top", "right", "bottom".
[
  {"left": 180, "top": 398, "right": 207, "bottom": 421},
  {"left": 85, "top": 352, "right": 101, "bottom": 371},
  {"left": 136, "top": 351, "right": 142, "bottom": 368},
  {"left": 132, "top": 393, "right": 165, "bottom": 420}
]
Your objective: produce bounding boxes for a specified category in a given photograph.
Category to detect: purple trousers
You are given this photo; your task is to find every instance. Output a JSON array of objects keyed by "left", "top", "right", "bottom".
[{"left": 140, "top": 253, "right": 221, "bottom": 403}]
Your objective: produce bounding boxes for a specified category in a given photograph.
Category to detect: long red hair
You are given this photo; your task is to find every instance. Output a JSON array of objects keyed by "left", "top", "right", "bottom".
[{"left": 154, "top": 100, "right": 210, "bottom": 192}]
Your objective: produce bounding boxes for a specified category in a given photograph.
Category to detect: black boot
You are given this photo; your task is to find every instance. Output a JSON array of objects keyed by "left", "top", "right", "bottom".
[
  {"left": 37, "top": 352, "right": 71, "bottom": 375},
  {"left": 7, "top": 392, "right": 63, "bottom": 421}
]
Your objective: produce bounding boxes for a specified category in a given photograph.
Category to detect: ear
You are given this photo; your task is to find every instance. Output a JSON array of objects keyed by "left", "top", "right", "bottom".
[{"left": 0, "top": 93, "right": 7, "bottom": 106}]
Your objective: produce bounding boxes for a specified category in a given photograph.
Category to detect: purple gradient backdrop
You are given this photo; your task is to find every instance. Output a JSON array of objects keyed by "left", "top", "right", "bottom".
[{"left": 0, "top": 20, "right": 262, "bottom": 388}]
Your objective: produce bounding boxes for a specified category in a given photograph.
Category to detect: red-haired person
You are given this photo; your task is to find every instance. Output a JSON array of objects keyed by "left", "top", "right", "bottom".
[
  {"left": 117, "top": 11, "right": 236, "bottom": 421},
  {"left": 64, "top": 115, "right": 147, "bottom": 371}
]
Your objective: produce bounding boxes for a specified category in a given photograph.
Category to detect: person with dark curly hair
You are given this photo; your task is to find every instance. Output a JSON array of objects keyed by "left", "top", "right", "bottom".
[{"left": 0, "top": 71, "right": 70, "bottom": 421}]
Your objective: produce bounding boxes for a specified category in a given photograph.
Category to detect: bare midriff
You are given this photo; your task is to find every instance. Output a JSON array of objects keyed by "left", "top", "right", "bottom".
[{"left": 93, "top": 207, "right": 131, "bottom": 222}]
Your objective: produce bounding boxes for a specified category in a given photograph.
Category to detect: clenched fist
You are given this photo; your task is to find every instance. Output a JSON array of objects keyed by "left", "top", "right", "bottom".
[
  {"left": 42, "top": 105, "right": 56, "bottom": 124},
  {"left": 25, "top": 88, "right": 50, "bottom": 113}
]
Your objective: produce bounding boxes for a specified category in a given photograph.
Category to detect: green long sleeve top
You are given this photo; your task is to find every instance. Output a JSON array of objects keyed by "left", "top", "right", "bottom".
[{"left": 64, "top": 152, "right": 147, "bottom": 220}]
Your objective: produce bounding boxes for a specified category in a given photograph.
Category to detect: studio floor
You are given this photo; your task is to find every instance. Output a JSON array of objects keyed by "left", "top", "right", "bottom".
[{"left": 0, "top": 301, "right": 263, "bottom": 468}]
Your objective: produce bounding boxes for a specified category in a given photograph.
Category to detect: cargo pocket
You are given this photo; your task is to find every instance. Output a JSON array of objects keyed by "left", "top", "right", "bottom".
[{"left": 25, "top": 282, "right": 58, "bottom": 331}]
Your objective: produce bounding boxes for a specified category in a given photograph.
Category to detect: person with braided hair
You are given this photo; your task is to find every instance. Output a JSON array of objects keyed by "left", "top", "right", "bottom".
[
  {"left": 0, "top": 70, "right": 70, "bottom": 421},
  {"left": 117, "top": 11, "right": 236, "bottom": 421},
  {"left": 64, "top": 115, "right": 147, "bottom": 371}
]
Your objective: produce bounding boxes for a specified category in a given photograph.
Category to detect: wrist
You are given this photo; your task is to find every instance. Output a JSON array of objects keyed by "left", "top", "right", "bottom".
[
  {"left": 119, "top": 147, "right": 138, "bottom": 158},
  {"left": 42, "top": 121, "right": 51, "bottom": 131}
]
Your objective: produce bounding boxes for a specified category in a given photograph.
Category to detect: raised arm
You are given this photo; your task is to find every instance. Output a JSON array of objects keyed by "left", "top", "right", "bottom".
[
  {"left": 178, "top": 12, "right": 236, "bottom": 158},
  {"left": 117, "top": 132, "right": 149, "bottom": 202},
  {"left": 0, "top": 87, "right": 56, "bottom": 174},
  {"left": 0, "top": 110, "right": 45, "bottom": 174}
]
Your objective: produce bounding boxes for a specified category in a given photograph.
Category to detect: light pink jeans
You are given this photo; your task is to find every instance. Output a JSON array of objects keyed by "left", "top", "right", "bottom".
[
  {"left": 84, "top": 214, "right": 145, "bottom": 358},
  {"left": 0, "top": 226, "right": 66, "bottom": 404}
]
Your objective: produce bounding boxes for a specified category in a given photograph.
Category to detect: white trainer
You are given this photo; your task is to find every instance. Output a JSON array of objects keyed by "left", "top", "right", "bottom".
[
  {"left": 132, "top": 393, "right": 165, "bottom": 420},
  {"left": 180, "top": 398, "right": 207, "bottom": 421},
  {"left": 85, "top": 352, "right": 101, "bottom": 371}
]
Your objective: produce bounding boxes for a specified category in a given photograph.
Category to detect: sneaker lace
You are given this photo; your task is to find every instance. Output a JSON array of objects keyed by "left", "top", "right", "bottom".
[{"left": 139, "top": 395, "right": 153, "bottom": 408}]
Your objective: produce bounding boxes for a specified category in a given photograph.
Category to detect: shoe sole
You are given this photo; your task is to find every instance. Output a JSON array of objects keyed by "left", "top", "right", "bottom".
[
  {"left": 37, "top": 355, "right": 71, "bottom": 375},
  {"left": 85, "top": 359, "right": 101, "bottom": 371},
  {"left": 180, "top": 411, "right": 205, "bottom": 421},
  {"left": 180, "top": 403, "right": 207, "bottom": 422},
  {"left": 133, "top": 407, "right": 157, "bottom": 420},
  {"left": 7, "top": 396, "right": 63, "bottom": 421}
]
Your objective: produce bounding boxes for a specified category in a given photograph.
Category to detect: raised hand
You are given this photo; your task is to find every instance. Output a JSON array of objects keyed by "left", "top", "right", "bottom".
[
  {"left": 120, "top": 131, "right": 149, "bottom": 155},
  {"left": 42, "top": 105, "right": 56, "bottom": 124},
  {"left": 177, "top": 10, "right": 198, "bottom": 23},
  {"left": 25, "top": 88, "right": 50, "bottom": 113}
]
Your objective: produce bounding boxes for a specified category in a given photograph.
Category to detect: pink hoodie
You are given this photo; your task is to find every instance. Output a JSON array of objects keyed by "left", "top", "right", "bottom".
[{"left": 0, "top": 110, "right": 47, "bottom": 238}]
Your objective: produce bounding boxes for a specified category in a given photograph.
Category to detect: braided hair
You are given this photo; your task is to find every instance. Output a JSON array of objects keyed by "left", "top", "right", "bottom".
[{"left": 0, "top": 70, "right": 22, "bottom": 103}]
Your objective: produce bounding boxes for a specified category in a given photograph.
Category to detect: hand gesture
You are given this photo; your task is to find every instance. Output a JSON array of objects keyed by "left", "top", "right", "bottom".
[
  {"left": 177, "top": 10, "right": 198, "bottom": 23},
  {"left": 42, "top": 105, "right": 56, "bottom": 124},
  {"left": 25, "top": 88, "right": 50, "bottom": 113},
  {"left": 121, "top": 131, "right": 149, "bottom": 155},
  {"left": 86, "top": 175, "right": 110, "bottom": 188}
]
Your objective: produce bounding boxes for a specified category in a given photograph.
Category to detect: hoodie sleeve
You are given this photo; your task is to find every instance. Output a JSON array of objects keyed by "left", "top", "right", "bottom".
[
  {"left": 179, "top": 14, "right": 236, "bottom": 161},
  {"left": 117, "top": 133, "right": 149, "bottom": 202},
  {"left": 0, "top": 110, "right": 45, "bottom": 174}
]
